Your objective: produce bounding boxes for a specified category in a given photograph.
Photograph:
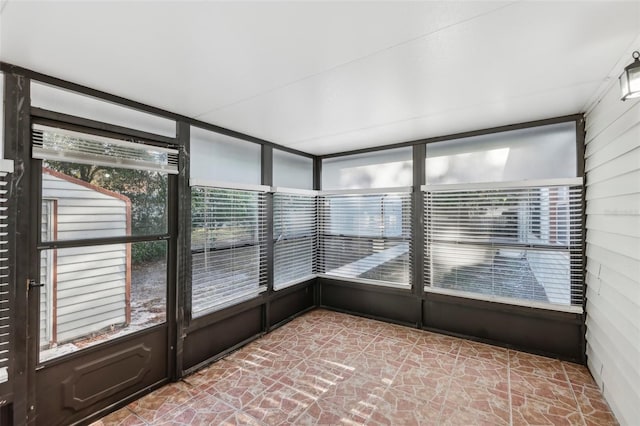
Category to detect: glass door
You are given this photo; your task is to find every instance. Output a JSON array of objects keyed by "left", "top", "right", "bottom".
[{"left": 29, "top": 123, "right": 178, "bottom": 425}]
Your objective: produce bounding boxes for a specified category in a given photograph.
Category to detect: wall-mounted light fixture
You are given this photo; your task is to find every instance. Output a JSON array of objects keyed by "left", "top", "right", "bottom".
[{"left": 620, "top": 50, "right": 640, "bottom": 101}]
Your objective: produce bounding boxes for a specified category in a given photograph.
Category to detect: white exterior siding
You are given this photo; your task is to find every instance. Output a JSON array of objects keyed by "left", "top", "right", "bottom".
[
  {"left": 584, "top": 81, "right": 640, "bottom": 426},
  {"left": 41, "top": 171, "right": 129, "bottom": 345},
  {"left": 39, "top": 201, "right": 54, "bottom": 346},
  {"left": 55, "top": 245, "right": 128, "bottom": 343},
  {"left": 42, "top": 174, "right": 128, "bottom": 241}
]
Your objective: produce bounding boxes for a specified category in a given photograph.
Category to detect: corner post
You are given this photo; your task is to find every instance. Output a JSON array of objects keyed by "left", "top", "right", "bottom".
[
  {"left": 173, "top": 121, "right": 190, "bottom": 380},
  {"left": 412, "top": 144, "right": 426, "bottom": 328},
  {"left": 262, "top": 146, "right": 273, "bottom": 330}
]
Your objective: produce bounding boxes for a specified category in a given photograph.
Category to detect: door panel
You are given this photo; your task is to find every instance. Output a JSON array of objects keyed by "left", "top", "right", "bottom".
[
  {"left": 35, "top": 327, "right": 167, "bottom": 426},
  {"left": 29, "top": 125, "right": 176, "bottom": 425}
]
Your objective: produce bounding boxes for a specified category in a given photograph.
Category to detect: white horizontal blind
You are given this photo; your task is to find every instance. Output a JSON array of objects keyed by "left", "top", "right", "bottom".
[
  {"left": 273, "top": 192, "right": 316, "bottom": 290},
  {"left": 424, "top": 183, "right": 584, "bottom": 307},
  {"left": 32, "top": 124, "right": 179, "bottom": 174},
  {"left": 318, "top": 192, "right": 412, "bottom": 287},
  {"left": 0, "top": 163, "right": 12, "bottom": 384},
  {"left": 191, "top": 186, "right": 267, "bottom": 316}
]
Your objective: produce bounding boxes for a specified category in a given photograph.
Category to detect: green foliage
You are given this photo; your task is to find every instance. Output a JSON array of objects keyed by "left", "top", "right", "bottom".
[
  {"left": 191, "top": 187, "right": 261, "bottom": 248},
  {"left": 131, "top": 240, "right": 167, "bottom": 264},
  {"left": 45, "top": 161, "right": 104, "bottom": 183},
  {"left": 45, "top": 161, "right": 168, "bottom": 264},
  {"left": 97, "top": 167, "right": 168, "bottom": 236}
]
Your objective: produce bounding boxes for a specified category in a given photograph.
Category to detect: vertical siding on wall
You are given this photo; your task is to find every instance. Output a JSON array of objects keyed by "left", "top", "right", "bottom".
[{"left": 585, "top": 82, "right": 640, "bottom": 426}]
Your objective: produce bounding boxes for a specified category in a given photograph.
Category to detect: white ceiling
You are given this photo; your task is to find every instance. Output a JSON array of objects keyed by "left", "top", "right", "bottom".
[{"left": 1, "top": 1, "right": 639, "bottom": 155}]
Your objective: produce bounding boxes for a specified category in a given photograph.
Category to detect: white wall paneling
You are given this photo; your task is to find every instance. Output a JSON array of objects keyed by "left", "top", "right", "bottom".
[{"left": 584, "top": 76, "right": 640, "bottom": 426}]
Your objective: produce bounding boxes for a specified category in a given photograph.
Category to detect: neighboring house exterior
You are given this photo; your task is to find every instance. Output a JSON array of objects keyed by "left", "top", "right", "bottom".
[{"left": 39, "top": 168, "right": 131, "bottom": 348}]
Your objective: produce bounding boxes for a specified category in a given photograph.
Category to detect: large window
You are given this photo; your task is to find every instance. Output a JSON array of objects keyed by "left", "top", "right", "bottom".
[
  {"left": 318, "top": 191, "right": 412, "bottom": 287},
  {"left": 273, "top": 190, "right": 317, "bottom": 290},
  {"left": 423, "top": 122, "right": 583, "bottom": 309},
  {"left": 320, "top": 148, "right": 413, "bottom": 287},
  {"left": 191, "top": 185, "right": 267, "bottom": 316},
  {"left": 189, "top": 125, "right": 266, "bottom": 317}
]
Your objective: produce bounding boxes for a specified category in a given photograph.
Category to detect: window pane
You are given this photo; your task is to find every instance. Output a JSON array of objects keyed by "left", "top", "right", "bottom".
[
  {"left": 327, "top": 195, "right": 407, "bottom": 238},
  {"left": 425, "top": 184, "right": 583, "bottom": 307},
  {"left": 41, "top": 162, "right": 168, "bottom": 240},
  {"left": 319, "top": 193, "right": 412, "bottom": 286},
  {"left": 426, "top": 122, "right": 577, "bottom": 184},
  {"left": 191, "top": 187, "right": 267, "bottom": 316},
  {"left": 190, "top": 126, "right": 261, "bottom": 185},
  {"left": 427, "top": 187, "right": 580, "bottom": 247},
  {"left": 39, "top": 241, "right": 167, "bottom": 362},
  {"left": 430, "top": 246, "right": 577, "bottom": 305},
  {"left": 0, "top": 72, "right": 4, "bottom": 159},
  {"left": 273, "top": 149, "right": 313, "bottom": 189},
  {"left": 322, "top": 147, "right": 413, "bottom": 190},
  {"left": 31, "top": 81, "right": 176, "bottom": 138},
  {"left": 274, "top": 193, "right": 316, "bottom": 290}
]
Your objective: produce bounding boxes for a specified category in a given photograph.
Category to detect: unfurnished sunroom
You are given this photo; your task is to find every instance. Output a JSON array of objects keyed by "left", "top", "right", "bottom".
[{"left": 0, "top": 1, "right": 638, "bottom": 425}]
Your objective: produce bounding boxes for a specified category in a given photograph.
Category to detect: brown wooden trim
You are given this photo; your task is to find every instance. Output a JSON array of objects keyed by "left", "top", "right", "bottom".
[
  {"left": 42, "top": 167, "right": 132, "bottom": 205},
  {"left": 52, "top": 200, "right": 58, "bottom": 345},
  {"left": 125, "top": 206, "right": 132, "bottom": 325}
]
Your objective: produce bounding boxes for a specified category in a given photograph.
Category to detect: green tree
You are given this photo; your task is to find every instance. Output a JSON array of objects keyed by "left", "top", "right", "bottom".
[{"left": 45, "top": 161, "right": 168, "bottom": 264}]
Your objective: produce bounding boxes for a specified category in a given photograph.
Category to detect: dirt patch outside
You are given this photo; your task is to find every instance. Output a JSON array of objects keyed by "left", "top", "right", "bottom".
[{"left": 40, "top": 259, "right": 167, "bottom": 362}]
